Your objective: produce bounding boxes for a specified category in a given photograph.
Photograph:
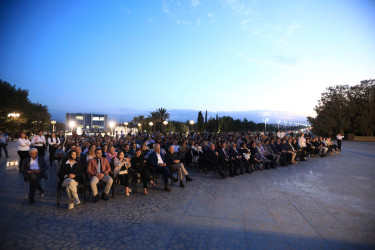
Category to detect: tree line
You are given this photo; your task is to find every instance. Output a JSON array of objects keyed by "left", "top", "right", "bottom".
[{"left": 307, "top": 79, "right": 375, "bottom": 137}]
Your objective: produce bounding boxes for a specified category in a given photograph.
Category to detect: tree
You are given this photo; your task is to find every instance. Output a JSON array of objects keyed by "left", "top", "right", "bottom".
[{"left": 196, "top": 111, "right": 204, "bottom": 132}]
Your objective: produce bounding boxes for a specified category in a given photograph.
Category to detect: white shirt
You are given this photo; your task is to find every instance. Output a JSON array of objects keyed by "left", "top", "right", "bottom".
[
  {"left": 156, "top": 153, "right": 164, "bottom": 164},
  {"left": 30, "top": 158, "right": 40, "bottom": 170},
  {"left": 48, "top": 137, "right": 60, "bottom": 145},
  {"left": 298, "top": 137, "right": 306, "bottom": 148},
  {"left": 337, "top": 134, "right": 344, "bottom": 140},
  {"left": 32, "top": 135, "right": 46, "bottom": 145},
  {"left": 173, "top": 145, "right": 180, "bottom": 153},
  {"left": 18, "top": 138, "right": 31, "bottom": 151}
]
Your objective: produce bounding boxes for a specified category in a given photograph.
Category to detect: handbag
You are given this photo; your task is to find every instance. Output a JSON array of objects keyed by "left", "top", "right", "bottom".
[{"left": 118, "top": 162, "right": 131, "bottom": 175}]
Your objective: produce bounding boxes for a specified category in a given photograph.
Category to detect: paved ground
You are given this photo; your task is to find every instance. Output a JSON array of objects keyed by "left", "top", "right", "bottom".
[{"left": 0, "top": 141, "right": 374, "bottom": 249}]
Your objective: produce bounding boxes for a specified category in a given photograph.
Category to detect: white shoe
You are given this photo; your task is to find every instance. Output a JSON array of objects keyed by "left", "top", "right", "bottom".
[{"left": 68, "top": 203, "right": 74, "bottom": 209}]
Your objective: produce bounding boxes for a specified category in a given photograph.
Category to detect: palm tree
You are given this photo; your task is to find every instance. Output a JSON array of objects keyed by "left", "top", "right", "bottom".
[{"left": 156, "top": 108, "right": 170, "bottom": 122}]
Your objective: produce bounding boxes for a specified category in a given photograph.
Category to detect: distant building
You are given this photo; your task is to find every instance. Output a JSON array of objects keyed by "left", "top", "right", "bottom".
[{"left": 65, "top": 113, "right": 108, "bottom": 130}]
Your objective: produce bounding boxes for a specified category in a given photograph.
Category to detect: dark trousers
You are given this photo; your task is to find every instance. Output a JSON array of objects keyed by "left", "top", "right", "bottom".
[
  {"left": 18, "top": 151, "right": 30, "bottom": 170},
  {"left": 337, "top": 140, "right": 342, "bottom": 150},
  {"left": 49, "top": 146, "right": 57, "bottom": 164},
  {"left": 24, "top": 173, "right": 43, "bottom": 199},
  {"left": 35, "top": 146, "right": 45, "bottom": 156},
  {"left": 118, "top": 173, "right": 130, "bottom": 187},
  {"left": 136, "top": 168, "right": 152, "bottom": 188},
  {"left": 155, "top": 165, "right": 173, "bottom": 185},
  {"left": 0, "top": 143, "right": 8, "bottom": 157}
]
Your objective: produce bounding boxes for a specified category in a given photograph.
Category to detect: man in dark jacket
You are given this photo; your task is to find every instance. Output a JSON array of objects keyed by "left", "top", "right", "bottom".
[
  {"left": 148, "top": 144, "right": 178, "bottom": 191},
  {"left": 21, "top": 148, "right": 47, "bottom": 204},
  {"left": 205, "top": 143, "right": 226, "bottom": 178},
  {"left": 165, "top": 145, "right": 192, "bottom": 188}
]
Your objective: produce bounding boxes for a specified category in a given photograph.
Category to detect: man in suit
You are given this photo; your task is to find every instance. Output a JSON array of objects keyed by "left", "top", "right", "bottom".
[
  {"left": 228, "top": 143, "right": 243, "bottom": 175},
  {"left": 148, "top": 143, "right": 178, "bottom": 191},
  {"left": 165, "top": 145, "right": 192, "bottom": 188},
  {"left": 21, "top": 148, "right": 47, "bottom": 204},
  {"left": 87, "top": 148, "right": 113, "bottom": 202},
  {"left": 218, "top": 142, "right": 232, "bottom": 177},
  {"left": 205, "top": 143, "right": 226, "bottom": 178}
]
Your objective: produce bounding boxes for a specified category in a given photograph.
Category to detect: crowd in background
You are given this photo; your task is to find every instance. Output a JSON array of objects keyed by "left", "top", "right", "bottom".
[{"left": 14, "top": 129, "right": 342, "bottom": 209}]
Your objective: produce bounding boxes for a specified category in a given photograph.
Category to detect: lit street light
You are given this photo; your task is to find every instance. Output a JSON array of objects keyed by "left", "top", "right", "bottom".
[
  {"left": 8, "top": 112, "right": 20, "bottom": 119},
  {"left": 283, "top": 121, "right": 287, "bottom": 130},
  {"left": 278, "top": 120, "right": 281, "bottom": 130},
  {"left": 163, "top": 120, "right": 168, "bottom": 132},
  {"left": 189, "top": 120, "right": 195, "bottom": 132},
  {"left": 69, "top": 120, "right": 75, "bottom": 132},
  {"left": 124, "top": 122, "right": 128, "bottom": 134},
  {"left": 138, "top": 123, "right": 142, "bottom": 133},
  {"left": 51, "top": 120, "right": 56, "bottom": 131},
  {"left": 109, "top": 121, "right": 115, "bottom": 136},
  {"left": 263, "top": 118, "right": 269, "bottom": 132}
]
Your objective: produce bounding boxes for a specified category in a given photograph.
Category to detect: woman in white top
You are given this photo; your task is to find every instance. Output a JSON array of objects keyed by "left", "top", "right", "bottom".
[
  {"left": 113, "top": 151, "right": 132, "bottom": 196},
  {"left": 336, "top": 133, "right": 344, "bottom": 151},
  {"left": 48, "top": 132, "right": 60, "bottom": 166},
  {"left": 18, "top": 132, "right": 31, "bottom": 167},
  {"left": 298, "top": 134, "right": 307, "bottom": 161}
]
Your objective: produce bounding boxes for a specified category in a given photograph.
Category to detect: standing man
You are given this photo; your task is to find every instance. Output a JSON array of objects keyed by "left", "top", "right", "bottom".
[
  {"left": 336, "top": 133, "right": 344, "bottom": 151},
  {"left": 31, "top": 131, "right": 46, "bottom": 157},
  {"left": 48, "top": 132, "right": 60, "bottom": 166},
  {"left": 87, "top": 148, "right": 113, "bottom": 202},
  {"left": 0, "top": 130, "right": 9, "bottom": 158},
  {"left": 21, "top": 148, "right": 47, "bottom": 204}
]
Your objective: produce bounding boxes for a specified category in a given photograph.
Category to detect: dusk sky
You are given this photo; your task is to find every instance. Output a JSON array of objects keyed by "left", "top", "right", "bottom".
[{"left": 1, "top": 0, "right": 374, "bottom": 123}]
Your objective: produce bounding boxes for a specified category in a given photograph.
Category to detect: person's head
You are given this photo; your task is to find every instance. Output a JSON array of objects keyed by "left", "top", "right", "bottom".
[
  {"left": 109, "top": 146, "right": 115, "bottom": 154},
  {"left": 37, "top": 130, "right": 43, "bottom": 136},
  {"left": 141, "top": 144, "right": 147, "bottom": 150},
  {"left": 95, "top": 149, "right": 102, "bottom": 158},
  {"left": 135, "top": 148, "right": 142, "bottom": 157},
  {"left": 282, "top": 139, "right": 286, "bottom": 144},
  {"left": 256, "top": 141, "right": 262, "bottom": 147},
  {"left": 288, "top": 138, "right": 292, "bottom": 143},
  {"left": 89, "top": 148, "right": 95, "bottom": 156},
  {"left": 240, "top": 142, "right": 246, "bottom": 148},
  {"left": 124, "top": 144, "right": 130, "bottom": 152},
  {"left": 168, "top": 145, "right": 174, "bottom": 154},
  {"left": 68, "top": 150, "right": 77, "bottom": 161},
  {"left": 76, "top": 146, "right": 81, "bottom": 156},
  {"left": 89, "top": 144, "right": 96, "bottom": 151},
  {"left": 154, "top": 143, "right": 161, "bottom": 154},
  {"left": 70, "top": 145, "right": 76, "bottom": 151},
  {"left": 20, "top": 132, "right": 26, "bottom": 139},
  {"left": 103, "top": 144, "right": 108, "bottom": 152},
  {"left": 231, "top": 143, "right": 236, "bottom": 149},
  {"left": 209, "top": 143, "right": 215, "bottom": 150},
  {"left": 117, "top": 151, "right": 124, "bottom": 160},
  {"left": 29, "top": 148, "right": 38, "bottom": 159},
  {"left": 221, "top": 142, "right": 227, "bottom": 148},
  {"left": 173, "top": 140, "right": 178, "bottom": 145},
  {"left": 264, "top": 140, "right": 269, "bottom": 145},
  {"left": 51, "top": 132, "right": 56, "bottom": 137}
]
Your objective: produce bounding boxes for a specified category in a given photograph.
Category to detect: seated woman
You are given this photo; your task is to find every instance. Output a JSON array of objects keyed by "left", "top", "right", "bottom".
[
  {"left": 250, "top": 141, "right": 263, "bottom": 170},
  {"left": 58, "top": 150, "right": 83, "bottom": 209},
  {"left": 130, "top": 148, "right": 156, "bottom": 195},
  {"left": 106, "top": 146, "right": 118, "bottom": 166},
  {"left": 113, "top": 151, "right": 132, "bottom": 196}
]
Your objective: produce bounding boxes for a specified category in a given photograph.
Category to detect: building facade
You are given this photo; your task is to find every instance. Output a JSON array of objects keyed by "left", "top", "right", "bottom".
[{"left": 65, "top": 113, "right": 108, "bottom": 130}]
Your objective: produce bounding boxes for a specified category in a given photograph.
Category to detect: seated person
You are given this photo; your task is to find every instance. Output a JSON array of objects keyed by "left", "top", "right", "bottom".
[
  {"left": 21, "top": 148, "right": 47, "bottom": 204},
  {"left": 113, "top": 151, "right": 132, "bottom": 196},
  {"left": 263, "top": 140, "right": 280, "bottom": 167},
  {"left": 165, "top": 145, "right": 193, "bottom": 188},
  {"left": 205, "top": 143, "right": 226, "bottom": 178},
  {"left": 131, "top": 148, "right": 156, "bottom": 195},
  {"left": 250, "top": 141, "right": 263, "bottom": 170},
  {"left": 148, "top": 143, "right": 178, "bottom": 191},
  {"left": 228, "top": 143, "right": 243, "bottom": 174},
  {"left": 238, "top": 142, "right": 252, "bottom": 173},
  {"left": 256, "top": 141, "right": 273, "bottom": 169},
  {"left": 218, "top": 142, "right": 232, "bottom": 176},
  {"left": 58, "top": 150, "right": 83, "bottom": 209},
  {"left": 87, "top": 149, "right": 113, "bottom": 202}
]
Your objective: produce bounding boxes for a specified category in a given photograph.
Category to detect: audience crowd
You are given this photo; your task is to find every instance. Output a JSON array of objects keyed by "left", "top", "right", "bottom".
[{"left": 17, "top": 129, "right": 341, "bottom": 209}]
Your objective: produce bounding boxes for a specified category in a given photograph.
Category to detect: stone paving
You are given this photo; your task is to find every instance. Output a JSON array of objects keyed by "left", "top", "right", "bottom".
[{"left": 0, "top": 141, "right": 374, "bottom": 249}]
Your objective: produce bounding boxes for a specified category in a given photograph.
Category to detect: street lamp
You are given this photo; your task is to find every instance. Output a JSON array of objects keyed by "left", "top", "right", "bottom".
[
  {"left": 149, "top": 122, "right": 153, "bottom": 133},
  {"left": 8, "top": 112, "right": 20, "bottom": 119},
  {"left": 289, "top": 121, "right": 292, "bottom": 131},
  {"left": 69, "top": 120, "right": 75, "bottom": 132},
  {"left": 189, "top": 120, "right": 195, "bottom": 132},
  {"left": 163, "top": 120, "right": 168, "bottom": 132},
  {"left": 109, "top": 121, "right": 115, "bottom": 136},
  {"left": 283, "top": 121, "right": 286, "bottom": 130},
  {"left": 277, "top": 120, "right": 281, "bottom": 130},
  {"left": 51, "top": 120, "right": 56, "bottom": 132},
  {"left": 138, "top": 123, "right": 142, "bottom": 133},
  {"left": 263, "top": 118, "right": 269, "bottom": 132}
]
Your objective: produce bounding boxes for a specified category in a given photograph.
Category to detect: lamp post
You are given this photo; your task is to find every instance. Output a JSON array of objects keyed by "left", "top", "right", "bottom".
[
  {"left": 189, "top": 120, "right": 195, "bottom": 132},
  {"left": 109, "top": 121, "right": 115, "bottom": 136},
  {"left": 8, "top": 112, "right": 20, "bottom": 119},
  {"left": 149, "top": 122, "right": 153, "bottom": 133},
  {"left": 138, "top": 123, "right": 142, "bottom": 134},
  {"left": 51, "top": 120, "right": 56, "bottom": 132},
  {"left": 263, "top": 118, "right": 269, "bottom": 133},
  {"left": 289, "top": 121, "right": 292, "bottom": 131},
  {"left": 283, "top": 121, "right": 286, "bottom": 131},
  {"left": 69, "top": 120, "right": 75, "bottom": 133},
  {"left": 278, "top": 120, "right": 281, "bottom": 130},
  {"left": 163, "top": 120, "right": 168, "bottom": 132},
  {"left": 124, "top": 122, "right": 128, "bottom": 134}
]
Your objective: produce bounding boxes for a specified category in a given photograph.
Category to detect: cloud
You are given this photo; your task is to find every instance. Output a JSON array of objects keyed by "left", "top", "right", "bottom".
[
  {"left": 232, "top": 50, "right": 298, "bottom": 67},
  {"left": 196, "top": 18, "right": 201, "bottom": 26},
  {"left": 221, "top": 0, "right": 254, "bottom": 16},
  {"left": 161, "top": 0, "right": 172, "bottom": 16},
  {"left": 176, "top": 19, "right": 191, "bottom": 25},
  {"left": 207, "top": 12, "right": 216, "bottom": 23},
  {"left": 191, "top": 0, "right": 200, "bottom": 7}
]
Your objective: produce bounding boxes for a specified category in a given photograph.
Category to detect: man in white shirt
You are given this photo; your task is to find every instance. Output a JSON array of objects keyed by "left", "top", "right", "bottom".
[
  {"left": 336, "top": 133, "right": 344, "bottom": 151},
  {"left": 48, "top": 132, "right": 60, "bottom": 166},
  {"left": 21, "top": 148, "right": 47, "bottom": 204},
  {"left": 31, "top": 130, "right": 46, "bottom": 156}
]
